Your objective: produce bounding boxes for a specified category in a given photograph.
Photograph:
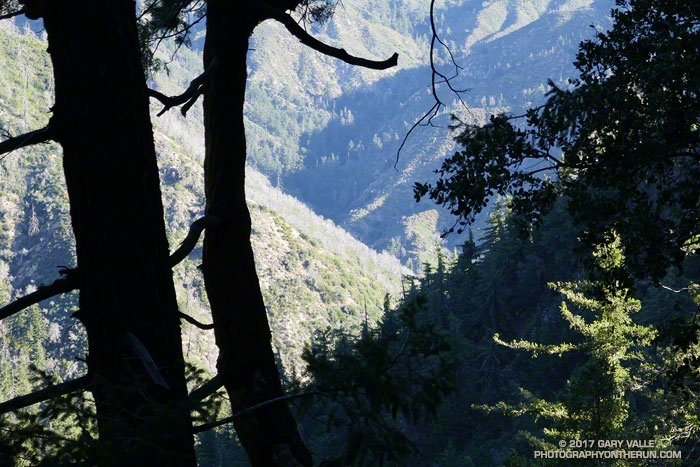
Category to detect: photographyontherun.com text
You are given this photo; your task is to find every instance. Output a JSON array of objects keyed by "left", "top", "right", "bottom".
[{"left": 534, "top": 440, "right": 682, "bottom": 460}]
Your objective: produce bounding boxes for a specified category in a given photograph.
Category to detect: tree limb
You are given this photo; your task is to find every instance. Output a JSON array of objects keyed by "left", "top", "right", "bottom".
[
  {"left": 396, "top": 0, "right": 471, "bottom": 165},
  {"left": 0, "top": 124, "right": 55, "bottom": 158},
  {"left": 192, "top": 390, "right": 325, "bottom": 433},
  {"left": 0, "top": 8, "right": 24, "bottom": 20},
  {"left": 169, "top": 216, "right": 221, "bottom": 267},
  {"left": 0, "top": 216, "right": 219, "bottom": 322},
  {"left": 257, "top": 2, "right": 398, "bottom": 70},
  {"left": 0, "top": 375, "right": 90, "bottom": 415},
  {"left": 121, "top": 333, "right": 170, "bottom": 390},
  {"left": 179, "top": 312, "right": 215, "bottom": 329},
  {"left": 0, "top": 268, "right": 77, "bottom": 321},
  {"left": 148, "top": 57, "right": 220, "bottom": 117},
  {"left": 193, "top": 328, "right": 413, "bottom": 432},
  {"left": 188, "top": 375, "right": 224, "bottom": 407},
  {"left": 661, "top": 284, "right": 692, "bottom": 294}
]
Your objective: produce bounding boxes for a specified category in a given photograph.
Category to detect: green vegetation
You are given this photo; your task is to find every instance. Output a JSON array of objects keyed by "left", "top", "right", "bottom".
[
  {"left": 0, "top": 20, "right": 404, "bottom": 464},
  {"left": 409, "top": 0, "right": 700, "bottom": 463},
  {"left": 416, "top": 0, "right": 699, "bottom": 281},
  {"left": 318, "top": 202, "right": 699, "bottom": 465},
  {"left": 2, "top": 0, "right": 699, "bottom": 464},
  {"left": 486, "top": 237, "right": 660, "bottom": 458}
]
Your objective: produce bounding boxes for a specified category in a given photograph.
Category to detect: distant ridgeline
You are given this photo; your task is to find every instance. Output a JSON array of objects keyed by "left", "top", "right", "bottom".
[
  {"left": 244, "top": 0, "right": 615, "bottom": 260},
  {"left": 107, "top": 0, "right": 615, "bottom": 268},
  {"left": 0, "top": 18, "right": 404, "bottom": 425},
  {"left": 9, "top": 0, "right": 687, "bottom": 464}
]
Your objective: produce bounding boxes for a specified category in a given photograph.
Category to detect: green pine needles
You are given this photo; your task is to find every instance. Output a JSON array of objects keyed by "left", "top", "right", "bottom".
[{"left": 478, "top": 236, "right": 698, "bottom": 465}]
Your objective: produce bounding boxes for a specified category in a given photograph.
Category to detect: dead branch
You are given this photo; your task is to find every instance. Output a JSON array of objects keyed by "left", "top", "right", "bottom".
[
  {"left": 0, "top": 124, "right": 55, "bottom": 159},
  {"left": 395, "top": 0, "right": 471, "bottom": 166},
  {"left": 257, "top": 1, "right": 398, "bottom": 71},
  {"left": 147, "top": 57, "right": 220, "bottom": 117},
  {"left": 0, "top": 375, "right": 90, "bottom": 415}
]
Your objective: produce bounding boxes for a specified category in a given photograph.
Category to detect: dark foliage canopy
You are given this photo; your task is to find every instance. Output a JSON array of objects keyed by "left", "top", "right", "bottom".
[{"left": 415, "top": 0, "right": 700, "bottom": 281}]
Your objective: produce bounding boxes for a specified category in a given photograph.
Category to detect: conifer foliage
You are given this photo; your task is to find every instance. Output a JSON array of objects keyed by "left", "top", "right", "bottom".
[{"left": 415, "top": 0, "right": 700, "bottom": 281}]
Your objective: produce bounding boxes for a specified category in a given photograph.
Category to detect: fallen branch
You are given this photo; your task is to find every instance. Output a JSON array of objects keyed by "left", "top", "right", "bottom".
[
  {"left": 0, "top": 375, "right": 90, "bottom": 415},
  {"left": 257, "top": 2, "right": 398, "bottom": 71},
  {"left": 148, "top": 57, "right": 220, "bottom": 117}
]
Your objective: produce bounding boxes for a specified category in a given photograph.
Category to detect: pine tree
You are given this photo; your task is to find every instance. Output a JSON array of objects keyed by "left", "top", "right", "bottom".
[{"left": 485, "top": 235, "right": 657, "bottom": 460}]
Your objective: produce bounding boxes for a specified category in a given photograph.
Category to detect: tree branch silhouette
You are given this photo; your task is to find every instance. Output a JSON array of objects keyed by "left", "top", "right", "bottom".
[
  {"left": 256, "top": 1, "right": 398, "bottom": 70},
  {"left": 148, "top": 57, "right": 220, "bottom": 117},
  {"left": 0, "top": 124, "right": 56, "bottom": 161},
  {"left": 395, "top": 0, "right": 471, "bottom": 166},
  {"left": 0, "top": 216, "right": 219, "bottom": 321},
  {"left": 0, "top": 375, "right": 90, "bottom": 415}
]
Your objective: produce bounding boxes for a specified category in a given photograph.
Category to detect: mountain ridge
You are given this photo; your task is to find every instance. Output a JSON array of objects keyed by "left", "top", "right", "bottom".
[{"left": 0, "top": 19, "right": 405, "bottom": 390}]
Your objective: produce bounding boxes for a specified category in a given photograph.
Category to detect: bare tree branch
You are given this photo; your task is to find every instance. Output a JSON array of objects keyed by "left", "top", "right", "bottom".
[
  {"left": 395, "top": 102, "right": 439, "bottom": 166},
  {"left": 147, "top": 57, "right": 220, "bottom": 117},
  {"left": 257, "top": 2, "right": 398, "bottom": 70},
  {"left": 192, "top": 390, "right": 326, "bottom": 433},
  {"left": 0, "top": 124, "right": 56, "bottom": 159},
  {"left": 158, "top": 12, "right": 206, "bottom": 43},
  {"left": 661, "top": 284, "right": 692, "bottom": 294},
  {"left": 0, "top": 216, "right": 219, "bottom": 323},
  {"left": 395, "top": 0, "right": 471, "bottom": 166},
  {"left": 169, "top": 216, "right": 221, "bottom": 267},
  {"left": 179, "top": 312, "right": 215, "bottom": 330},
  {"left": 0, "top": 375, "right": 90, "bottom": 415},
  {"left": 0, "top": 267, "right": 77, "bottom": 321},
  {"left": 193, "top": 330, "right": 410, "bottom": 433},
  {"left": 188, "top": 375, "right": 224, "bottom": 407},
  {"left": 0, "top": 8, "right": 24, "bottom": 20}
]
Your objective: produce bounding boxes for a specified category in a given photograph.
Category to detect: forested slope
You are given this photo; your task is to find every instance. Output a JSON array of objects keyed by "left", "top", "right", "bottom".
[
  {"left": 0, "top": 20, "right": 405, "bottom": 403},
  {"left": 123, "top": 0, "right": 615, "bottom": 267},
  {"left": 143, "top": 0, "right": 616, "bottom": 265},
  {"left": 5, "top": 1, "right": 689, "bottom": 465},
  {"left": 243, "top": 0, "right": 614, "bottom": 260},
  {"left": 307, "top": 201, "right": 697, "bottom": 465}
]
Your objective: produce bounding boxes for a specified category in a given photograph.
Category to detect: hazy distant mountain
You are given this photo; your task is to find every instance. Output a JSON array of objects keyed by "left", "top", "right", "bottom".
[
  {"left": 0, "top": 21, "right": 405, "bottom": 389},
  {"left": 242, "top": 0, "right": 613, "bottom": 262},
  {"left": 0, "top": 0, "right": 613, "bottom": 391}
]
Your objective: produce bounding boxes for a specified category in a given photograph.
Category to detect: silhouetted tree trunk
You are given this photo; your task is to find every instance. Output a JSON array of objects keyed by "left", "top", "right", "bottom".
[
  {"left": 201, "top": 3, "right": 313, "bottom": 465},
  {"left": 24, "top": 0, "right": 197, "bottom": 464},
  {"left": 199, "top": 2, "right": 396, "bottom": 465}
]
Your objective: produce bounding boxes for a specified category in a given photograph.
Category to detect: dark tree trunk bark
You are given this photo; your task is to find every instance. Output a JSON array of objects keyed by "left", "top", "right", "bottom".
[
  {"left": 31, "top": 1, "right": 197, "bottom": 464},
  {"left": 201, "top": 2, "right": 312, "bottom": 465}
]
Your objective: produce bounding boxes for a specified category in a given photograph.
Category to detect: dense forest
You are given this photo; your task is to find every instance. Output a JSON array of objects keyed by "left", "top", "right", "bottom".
[{"left": 0, "top": 0, "right": 698, "bottom": 465}]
